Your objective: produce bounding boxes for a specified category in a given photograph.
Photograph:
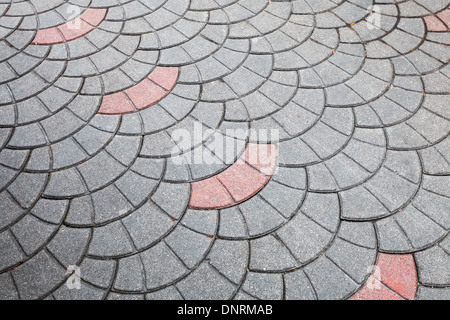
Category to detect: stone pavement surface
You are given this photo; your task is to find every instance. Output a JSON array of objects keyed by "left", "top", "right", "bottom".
[{"left": 0, "top": 0, "right": 449, "bottom": 300}]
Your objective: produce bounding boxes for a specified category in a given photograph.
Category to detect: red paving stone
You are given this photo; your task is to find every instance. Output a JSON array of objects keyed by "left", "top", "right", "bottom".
[
  {"left": 32, "top": 28, "right": 65, "bottom": 45},
  {"left": 189, "top": 143, "right": 278, "bottom": 209},
  {"left": 424, "top": 15, "right": 448, "bottom": 31},
  {"left": 437, "top": 9, "right": 450, "bottom": 28},
  {"left": 98, "top": 67, "right": 180, "bottom": 115},
  {"left": 376, "top": 253, "right": 418, "bottom": 300},
  {"left": 98, "top": 92, "right": 135, "bottom": 114},
  {"left": 349, "top": 253, "right": 418, "bottom": 300},
  {"left": 125, "top": 78, "right": 167, "bottom": 110},
  {"left": 81, "top": 8, "right": 108, "bottom": 27},
  {"left": 190, "top": 177, "right": 235, "bottom": 210},
  {"left": 32, "top": 8, "right": 107, "bottom": 45},
  {"left": 217, "top": 159, "right": 270, "bottom": 203},
  {"left": 424, "top": 9, "right": 450, "bottom": 32},
  {"left": 148, "top": 66, "right": 180, "bottom": 90}
]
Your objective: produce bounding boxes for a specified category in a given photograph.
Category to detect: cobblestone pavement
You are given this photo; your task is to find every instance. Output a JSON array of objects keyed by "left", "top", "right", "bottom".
[{"left": 0, "top": 0, "right": 449, "bottom": 300}]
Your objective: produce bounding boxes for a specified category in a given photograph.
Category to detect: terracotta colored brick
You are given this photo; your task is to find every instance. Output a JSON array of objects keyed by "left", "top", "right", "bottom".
[
  {"left": 424, "top": 15, "right": 447, "bottom": 31},
  {"left": 437, "top": 9, "right": 450, "bottom": 28},
  {"left": 125, "top": 78, "right": 168, "bottom": 110},
  {"left": 217, "top": 159, "right": 270, "bottom": 203},
  {"left": 350, "top": 277, "right": 404, "bottom": 300},
  {"left": 349, "top": 253, "right": 418, "bottom": 300},
  {"left": 190, "top": 177, "right": 235, "bottom": 210},
  {"left": 32, "top": 28, "right": 64, "bottom": 45},
  {"left": 148, "top": 66, "right": 179, "bottom": 90},
  {"left": 188, "top": 143, "right": 277, "bottom": 209},
  {"left": 80, "top": 8, "right": 108, "bottom": 27},
  {"left": 377, "top": 253, "right": 417, "bottom": 300},
  {"left": 98, "top": 92, "right": 135, "bottom": 115},
  {"left": 97, "top": 67, "right": 180, "bottom": 115}
]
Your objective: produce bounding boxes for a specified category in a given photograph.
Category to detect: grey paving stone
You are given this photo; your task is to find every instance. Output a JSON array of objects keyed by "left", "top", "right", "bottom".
[
  {"left": 11, "top": 214, "right": 57, "bottom": 256},
  {"left": 277, "top": 212, "right": 334, "bottom": 264},
  {"left": 165, "top": 225, "right": 213, "bottom": 269},
  {"left": 64, "top": 196, "right": 94, "bottom": 226},
  {"left": 259, "top": 181, "right": 305, "bottom": 219},
  {"left": 239, "top": 195, "right": 286, "bottom": 237},
  {"left": 51, "top": 138, "right": 88, "bottom": 169},
  {"left": 177, "top": 262, "right": 236, "bottom": 300},
  {"left": 131, "top": 157, "right": 165, "bottom": 180},
  {"left": 0, "top": 273, "right": 19, "bottom": 300},
  {"left": 338, "top": 221, "right": 377, "bottom": 249},
  {"left": 122, "top": 201, "right": 175, "bottom": 250},
  {"left": 250, "top": 235, "right": 298, "bottom": 271},
  {"left": 47, "top": 226, "right": 91, "bottom": 267},
  {"left": 52, "top": 281, "right": 106, "bottom": 300},
  {"left": 0, "top": 149, "right": 23, "bottom": 169},
  {"left": 38, "top": 87, "right": 78, "bottom": 114},
  {"left": 416, "top": 286, "right": 450, "bottom": 300},
  {"left": 107, "top": 293, "right": 145, "bottom": 300},
  {"left": 114, "top": 255, "right": 145, "bottom": 292},
  {"left": 365, "top": 166, "right": 420, "bottom": 213},
  {"left": 415, "top": 244, "right": 450, "bottom": 286},
  {"left": 0, "top": 231, "right": 25, "bottom": 271},
  {"left": 376, "top": 216, "right": 415, "bottom": 253},
  {"left": 242, "top": 272, "right": 283, "bottom": 300},
  {"left": 45, "top": 169, "right": 87, "bottom": 198},
  {"left": 105, "top": 135, "right": 141, "bottom": 166},
  {"left": 79, "top": 257, "right": 116, "bottom": 289},
  {"left": 89, "top": 115, "right": 121, "bottom": 133},
  {"left": 284, "top": 269, "right": 316, "bottom": 300},
  {"left": 0, "top": 191, "right": 23, "bottom": 230},
  {"left": 146, "top": 286, "right": 183, "bottom": 300},
  {"left": 218, "top": 207, "right": 248, "bottom": 239},
  {"left": 181, "top": 209, "right": 218, "bottom": 236},
  {"left": 8, "top": 123, "right": 46, "bottom": 149},
  {"left": 413, "top": 180, "right": 450, "bottom": 230},
  {"left": 394, "top": 205, "right": 447, "bottom": 251},
  {"left": 300, "top": 192, "right": 340, "bottom": 234},
  {"left": 141, "top": 242, "right": 188, "bottom": 290},
  {"left": 304, "top": 256, "right": 359, "bottom": 300},
  {"left": 208, "top": 239, "right": 248, "bottom": 285},
  {"left": 326, "top": 238, "right": 376, "bottom": 284},
  {"left": 78, "top": 151, "right": 126, "bottom": 191},
  {"left": 91, "top": 185, "right": 133, "bottom": 223},
  {"left": 11, "top": 250, "right": 65, "bottom": 300},
  {"left": 151, "top": 182, "right": 190, "bottom": 220},
  {"left": 7, "top": 172, "right": 47, "bottom": 208},
  {"left": 0, "top": 139, "right": 21, "bottom": 161},
  {"left": 88, "top": 221, "right": 135, "bottom": 257}
]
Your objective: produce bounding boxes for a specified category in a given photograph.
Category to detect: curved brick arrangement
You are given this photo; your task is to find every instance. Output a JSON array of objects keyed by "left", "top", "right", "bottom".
[
  {"left": 0, "top": 0, "right": 449, "bottom": 300},
  {"left": 98, "top": 67, "right": 180, "bottom": 115},
  {"left": 32, "top": 8, "right": 107, "bottom": 45},
  {"left": 190, "top": 143, "right": 277, "bottom": 209}
]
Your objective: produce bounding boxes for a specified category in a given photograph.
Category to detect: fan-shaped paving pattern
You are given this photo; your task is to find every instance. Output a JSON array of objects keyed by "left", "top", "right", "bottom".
[{"left": 0, "top": 0, "right": 449, "bottom": 300}]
